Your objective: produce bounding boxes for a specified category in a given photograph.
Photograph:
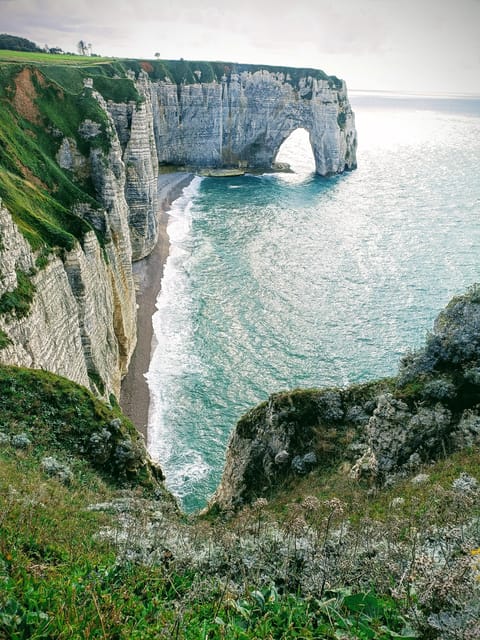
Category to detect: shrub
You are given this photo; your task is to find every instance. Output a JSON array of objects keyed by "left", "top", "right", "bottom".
[{"left": 0, "top": 270, "right": 35, "bottom": 318}]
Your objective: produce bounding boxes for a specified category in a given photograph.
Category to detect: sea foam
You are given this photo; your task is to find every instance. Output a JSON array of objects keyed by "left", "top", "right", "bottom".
[{"left": 146, "top": 177, "right": 210, "bottom": 500}]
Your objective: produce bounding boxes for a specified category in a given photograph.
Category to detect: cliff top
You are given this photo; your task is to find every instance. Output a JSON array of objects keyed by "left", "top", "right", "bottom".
[{"left": 0, "top": 48, "right": 343, "bottom": 89}]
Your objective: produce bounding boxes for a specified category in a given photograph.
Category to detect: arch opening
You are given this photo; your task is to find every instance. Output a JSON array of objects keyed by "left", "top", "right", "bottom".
[{"left": 274, "top": 128, "right": 316, "bottom": 180}]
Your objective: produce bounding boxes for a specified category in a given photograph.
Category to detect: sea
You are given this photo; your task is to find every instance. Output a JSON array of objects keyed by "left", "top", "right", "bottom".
[{"left": 146, "top": 91, "right": 480, "bottom": 512}]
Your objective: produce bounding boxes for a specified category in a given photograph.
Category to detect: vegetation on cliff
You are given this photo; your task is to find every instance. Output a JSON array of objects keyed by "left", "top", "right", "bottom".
[
  {"left": 0, "top": 365, "right": 163, "bottom": 489},
  {"left": 0, "top": 61, "right": 115, "bottom": 251},
  {"left": 0, "top": 369, "right": 478, "bottom": 638}
]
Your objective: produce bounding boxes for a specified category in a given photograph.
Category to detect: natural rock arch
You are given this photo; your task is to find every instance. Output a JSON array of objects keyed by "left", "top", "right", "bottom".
[
  {"left": 273, "top": 127, "right": 316, "bottom": 171},
  {"left": 151, "top": 67, "right": 357, "bottom": 176}
]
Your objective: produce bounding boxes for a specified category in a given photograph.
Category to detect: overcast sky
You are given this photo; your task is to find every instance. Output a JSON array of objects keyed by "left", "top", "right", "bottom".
[{"left": 2, "top": 0, "right": 479, "bottom": 94}]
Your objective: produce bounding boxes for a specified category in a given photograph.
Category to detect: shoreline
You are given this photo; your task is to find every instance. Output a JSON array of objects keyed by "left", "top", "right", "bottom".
[{"left": 120, "top": 172, "right": 194, "bottom": 438}]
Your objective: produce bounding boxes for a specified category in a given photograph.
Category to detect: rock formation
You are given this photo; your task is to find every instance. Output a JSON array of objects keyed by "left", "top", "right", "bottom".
[
  {"left": 211, "top": 287, "right": 480, "bottom": 511},
  {"left": 0, "top": 83, "right": 139, "bottom": 399},
  {"left": 152, "top": 68, "right": 357, "bottom": 175}
]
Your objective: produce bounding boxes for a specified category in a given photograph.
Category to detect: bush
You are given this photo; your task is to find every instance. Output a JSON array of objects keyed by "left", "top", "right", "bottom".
[{"left": 0, "top": 270, "right": 35, "bottom": 318}]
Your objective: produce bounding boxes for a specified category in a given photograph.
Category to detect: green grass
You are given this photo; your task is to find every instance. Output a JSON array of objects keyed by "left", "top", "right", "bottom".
[
  {"left": 0, "top": 438, "right": 415, "bottom": 639},
  {"left": 0, "top": 50, "right": 341, "bottom": 89},
  {"left": 265, "top": 446, "right": 480, "bottom": 526},
  {"left": 0, "top": 364, "right": 162, "bottom": 489},
  {"left": 1, "top": 363, "right": 479, "bottom": 638},
  {"left": 92, "top": 75, "right": 142, "bottom": 104},
  {"left": 212, "top": 586, "right": 415, "bottom": 640},
  {"left": 0, "top": 65, "right": 107, "bottom": 254},
  {"left": 0, "top": 169, "right": 93, "bottom": 252},
  {"left": 0, "top": 270, "right": 35, "bottom": 318},
  {"left": 0, "top": 49, "right": 116, "bottom": 65}
]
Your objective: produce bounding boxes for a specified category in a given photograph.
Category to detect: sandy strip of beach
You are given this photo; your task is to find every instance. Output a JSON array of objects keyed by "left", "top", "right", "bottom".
[{"left": 120, "top": 172, "right": 193, "bottom": 437}]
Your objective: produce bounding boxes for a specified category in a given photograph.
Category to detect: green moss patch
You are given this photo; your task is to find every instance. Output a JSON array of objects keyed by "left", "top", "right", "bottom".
[
  {"left": 0, "top": 270, "right": 35, "bottom": 318},
  {"left": 0, "top": 364, "right": 161, "bottom": 489},
  {"left": 0, "top": 329, "right": 12, "bottom": 349},
  {"left": 0, "top": 169, "right": 91, "bottom": 251}
]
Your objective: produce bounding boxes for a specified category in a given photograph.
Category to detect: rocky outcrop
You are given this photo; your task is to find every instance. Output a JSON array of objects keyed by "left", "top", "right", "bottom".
[
  {"left": 151, "top": 68, "right": 356, "bottom": 175},
  {"left": 108, "top": 72, "right": 160, "bottom": 261},
  {"left": 211, "top": 383, "right": 385, "bottom": 511},
  {"left": 211, "top": 287, "right": 480, "bottom": 511},
  {"left": 0, "top": 363, "right": 165, "bottom": 489}
]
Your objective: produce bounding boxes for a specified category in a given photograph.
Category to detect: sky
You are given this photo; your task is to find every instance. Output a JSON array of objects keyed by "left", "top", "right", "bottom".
[{"left": 1, "top": 0, "right": 480, "bottom": 94}]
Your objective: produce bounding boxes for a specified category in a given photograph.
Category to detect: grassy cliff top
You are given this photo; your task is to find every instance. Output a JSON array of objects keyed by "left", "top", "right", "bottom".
[
  {"left": 0, "top": 49, "right": 342, "bottom": 89},
  {"left": 0, "top": 61, "right": 111, "bottom": 254},
  {"left": 1, "top": 362, "right": 479, "bottom": 638}
]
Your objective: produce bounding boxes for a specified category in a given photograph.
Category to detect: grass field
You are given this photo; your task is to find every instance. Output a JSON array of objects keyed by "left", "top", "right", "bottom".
[
  {"left": 0, "top": 49, "right": 116, "bottom": 65},
  {"left": 1, "top": 364, "right": 479, "bottom": 639}
]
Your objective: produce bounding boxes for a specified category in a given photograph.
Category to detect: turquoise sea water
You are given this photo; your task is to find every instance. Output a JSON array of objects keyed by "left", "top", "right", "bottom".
[{"left": 147, "top": 92, "right": 480, "bottom": 511}]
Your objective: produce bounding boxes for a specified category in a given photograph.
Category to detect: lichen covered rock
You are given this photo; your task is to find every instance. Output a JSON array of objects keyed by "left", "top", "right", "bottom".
[{"left": 211, "top": 384, "right": 380, "bottom": 510}]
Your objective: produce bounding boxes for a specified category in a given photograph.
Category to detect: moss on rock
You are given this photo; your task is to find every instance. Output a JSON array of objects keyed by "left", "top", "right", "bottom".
[{"left": 0, "top": 364, "right": 164, "bottom": 490}]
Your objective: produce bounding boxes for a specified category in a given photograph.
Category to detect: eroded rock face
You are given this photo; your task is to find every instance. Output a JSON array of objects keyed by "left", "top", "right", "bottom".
[
  {"left": 0, "top": 201, "right": 35, "bottom": 295},
  {"left": 0, "top": 212, "right": 134, "bottom": 399},
  {"left": 0, "top": 200, "right": 90, "bottom": 388},
  {"left": 212, "top": 287, "right": 480, "bottom": 511},
  {"left": 108, "top": 71, "right": 160, "bottom": 260},
  {"left": 399, "top": 285, "right": 480, "bottom": 382},
  {"left": 0, "top": 88, "right": 138, "bottom": 399},
  {"left": 211, "top": 387, "right": 375, "bottom": 511},
  {"left": 151, "top": 69, "right": 357, "bottom": 175}
]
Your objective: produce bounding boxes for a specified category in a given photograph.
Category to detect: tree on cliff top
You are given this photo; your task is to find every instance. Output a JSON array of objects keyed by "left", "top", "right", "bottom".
[
  {"left": 0, "top": 34, "right": 41, "bottom": 52},
  {"left": 77, "top": 40, "right": 93, "bottom": 56}
]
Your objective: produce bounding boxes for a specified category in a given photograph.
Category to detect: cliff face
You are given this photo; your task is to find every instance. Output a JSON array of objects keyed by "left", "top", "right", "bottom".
[
  {"left": 108, "top": 72, "right": 160, "bottom": 261},
  {"left": 0, "top": 75, "right": 142, "bottom": 399},
  {"left": 151, "top": 69, "right": 357, "bottom": 175},
  {"left": 0, "top": 201, "right": 90, "bottom": 389},
  {"left": 0, "top": 59, "right": 357, "bottom": 401},
  {"left": 0, "top": 121, "right": 138, "bottom": 399}
]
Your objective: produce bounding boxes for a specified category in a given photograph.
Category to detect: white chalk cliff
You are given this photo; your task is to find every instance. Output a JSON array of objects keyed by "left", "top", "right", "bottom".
[
  {"left": 0, "top": 62, "right": 357, "bottom": 399},
  {"left": 152, "top": 69, "right": 356, "bottom": 174}
]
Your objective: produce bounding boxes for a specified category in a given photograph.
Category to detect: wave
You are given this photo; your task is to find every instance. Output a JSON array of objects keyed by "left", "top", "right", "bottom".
[{"left": 146, "top": 177, "right": 210, "bottom": 499}]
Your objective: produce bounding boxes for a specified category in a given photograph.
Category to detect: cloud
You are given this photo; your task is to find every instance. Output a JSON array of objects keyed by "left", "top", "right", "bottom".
[{"left": 1, "top": 0, "right": 479, "bottom": 92}]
